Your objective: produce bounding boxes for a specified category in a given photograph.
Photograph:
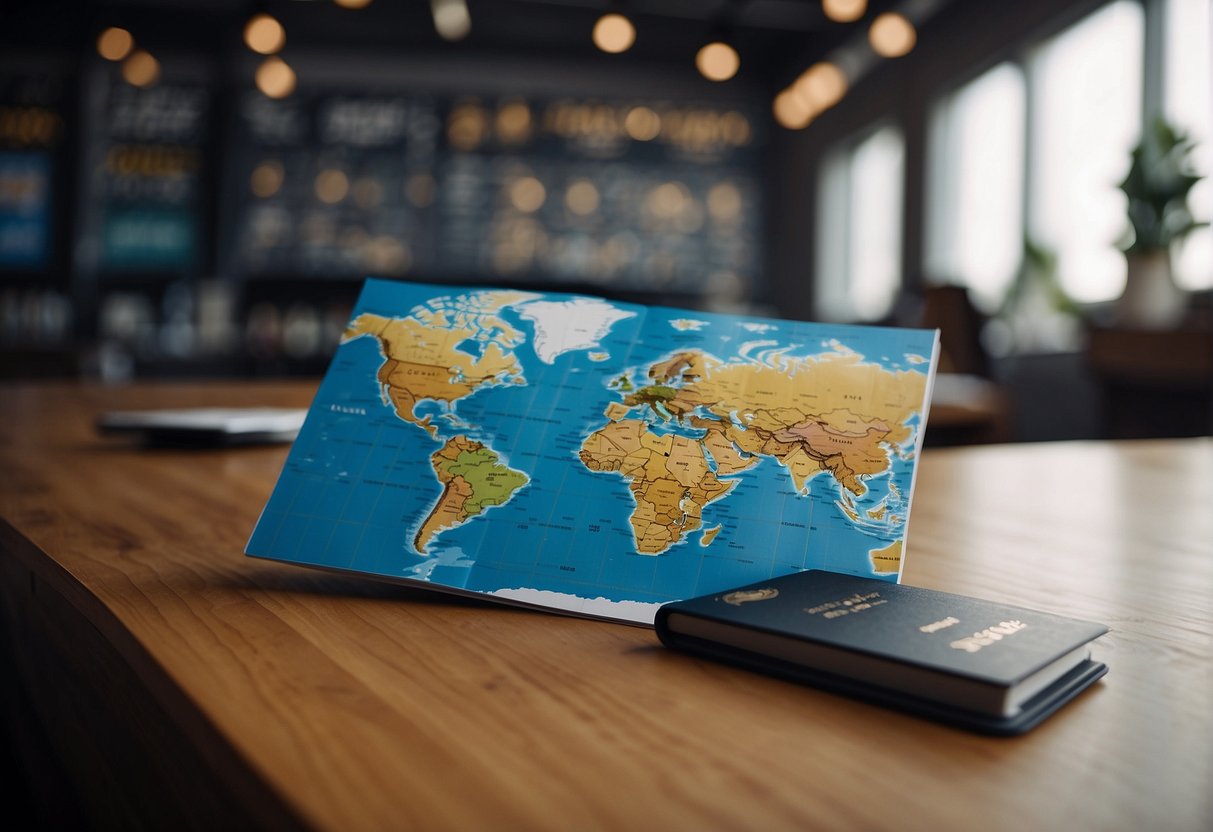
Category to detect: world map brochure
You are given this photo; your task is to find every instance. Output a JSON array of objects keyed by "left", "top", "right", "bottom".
[{"left": 246, "top": 278, "right": 941, "bottom": 626}]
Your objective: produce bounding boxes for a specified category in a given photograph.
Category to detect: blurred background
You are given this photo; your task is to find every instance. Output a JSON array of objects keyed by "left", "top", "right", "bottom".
[{"left": 1, "top": 0, "right": 1210, "bottom": 442}]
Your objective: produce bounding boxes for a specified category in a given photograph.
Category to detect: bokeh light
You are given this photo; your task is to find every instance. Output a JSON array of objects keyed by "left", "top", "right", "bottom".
[
  {"left": 508, "top": 176, "right": 547, "bottom": 213},
  {"left": 255, "top": 56, "right": 296, "bottom": 99},
  {"left": 773, "top": 89, "right": 812, "bottom": 130},
  {"left": 794, "top": 62, "right": 848, "bottom": 113},
  {"left": 97, "top": 27, "right": 134, "bottom": 62},
  {"left": 496, "top": 100, "right": 533, "bottom": 144},
  {"left": 244, "top": 14, "right": 286, "bottom": 56},
  {"left": 565, "top": 179, "right": 600, "bottom": 215},
  {"left": 870, "top": 12, "right": 917, "bottom": 58},
  {"left": 250, "top": 160, "right": 285, "bottom": 198},
  {"left": 822, "top": 0, "right": 867, "bottom": 24},
  {"left": 593, "top": 13, "right": 636, "bottom": 54},
  {"left": 447, "top": 102, "right": 489, "bottom": 151},
  {"left": 696, "top": 42, "right": 740, "bottom": 82},
  {"left": 121, "top": 50, "right": 160, "bottom": 88},
  {"left": 707, "top": 182, "right": 743, "bottom": 223},
  {"left": 624, "top": 106, "right": 662, "bottom": 141},
  {"left": 432, "top": 0, "right": 472, "bottom": 41},
  {"left": 314, "top": 169, "right": 350, "bottom": 204}
]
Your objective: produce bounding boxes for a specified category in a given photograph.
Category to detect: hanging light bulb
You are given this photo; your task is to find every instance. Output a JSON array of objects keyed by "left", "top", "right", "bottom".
[
  {"left": 869, "top": 12, "right": 917, "bottom": 58},
  {"left": 794, "top": 61, "right": 847, "bottom": 113},
  {"left": 97, "top": 27, "right": 134, "bottom": 62},
  {"left": 244, "top": 13, "right": 285, "bottom": 55},
  {"left": 255, "top": 56, "right": 297, "bottom": 99},
  {"left": 773, "top": 89, "right": 812, "bottom": 130},
  {"left": 121, "top": 49, "right": 160, "bottom": 88},
  {"left": 592, "top": 13, "right": 636, "bottom": 54},
  {"left": 696, "top": 41, "right": 740, "bottom": 82},
  {"left": 821, "top": 0, "right": 867, "bottom": 24},
  {"left": 431, "top": 0, "right": 471, "bottom": 41}
]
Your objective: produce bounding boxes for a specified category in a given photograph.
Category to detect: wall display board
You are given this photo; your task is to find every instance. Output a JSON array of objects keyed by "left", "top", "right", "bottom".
[
  {"left": 0, "top": 151, "right": 53, "bottom": 270},
  {"left": 79, "top": 66, "right": 210, "bottom": 275},
  {"left": 229, "top": 92, "right": 440, "bottom": 280},
  {"left": 226, "top": 91, "right": 763, "bottom": 298},
  {"left": 0, "top": 71, "right": 67, "bottom": 272}
]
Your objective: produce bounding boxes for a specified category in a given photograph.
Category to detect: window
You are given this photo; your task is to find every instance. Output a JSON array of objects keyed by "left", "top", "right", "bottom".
[
  {"left": 1165, "top": 0, "right": 1213, "bottom": 290},
  {"left": 819, "top": 0, "right": 1204, "bottom": 330},
  {"left": 815, "top": 125, "right": 904, "bottom": 321},
  {"left": 1028, "top": 0, "right": 1144, "bottom": 304},
  {"left": 925, "top": 62, "right": 1026, "bottom": 312}
]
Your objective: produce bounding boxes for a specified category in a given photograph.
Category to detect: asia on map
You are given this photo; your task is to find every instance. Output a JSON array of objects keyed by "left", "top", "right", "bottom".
[{"left": 246, "top": 279, "right": 941, "bottom": 625}]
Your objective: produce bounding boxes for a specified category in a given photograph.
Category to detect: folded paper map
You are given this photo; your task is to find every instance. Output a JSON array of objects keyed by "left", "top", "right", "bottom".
[{"left": 247, "top": 279, "right": 940, "bottom": 625}]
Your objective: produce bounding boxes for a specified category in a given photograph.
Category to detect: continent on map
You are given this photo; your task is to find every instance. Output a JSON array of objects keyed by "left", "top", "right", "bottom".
[
  {"left": 343, "top": 289, "right": 538, "bottom": 436},
  {"left": 629, "top": 348, "right": 925, "bottom": 497},
  {"left": 580, "top": 346, "right": 928, "bottom": 555},
  {"left": 579, "top": 419, "right": 737, "bottom": 555},
  {"left": 415, "top": 436, "right": 529, "bottom": 553}
]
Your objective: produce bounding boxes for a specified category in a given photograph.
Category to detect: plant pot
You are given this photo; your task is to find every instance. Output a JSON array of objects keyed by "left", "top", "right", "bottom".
[{"left": 1116, "top": 250, "right": 1188, "bottom": 329}]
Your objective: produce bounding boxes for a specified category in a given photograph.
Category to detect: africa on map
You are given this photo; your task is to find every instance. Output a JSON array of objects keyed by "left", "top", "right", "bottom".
[{"left": 246, "top": 279, "right": 940, "bottom": 625}]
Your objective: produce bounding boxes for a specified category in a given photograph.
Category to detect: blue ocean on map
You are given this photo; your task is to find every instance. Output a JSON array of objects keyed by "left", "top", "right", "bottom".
[{"left": 247, "top": 279, "right": 939, "bottom": 625}]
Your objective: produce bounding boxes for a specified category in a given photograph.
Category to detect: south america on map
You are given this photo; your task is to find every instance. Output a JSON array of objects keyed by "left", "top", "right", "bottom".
[{"left": 247, "top": 279, "right": 940, "bottom": 625}]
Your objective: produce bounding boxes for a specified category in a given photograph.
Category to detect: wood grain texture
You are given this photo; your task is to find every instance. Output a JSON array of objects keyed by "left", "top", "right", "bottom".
[{"left": 1, "top": 381, "right": 1210, "bottom": 831}]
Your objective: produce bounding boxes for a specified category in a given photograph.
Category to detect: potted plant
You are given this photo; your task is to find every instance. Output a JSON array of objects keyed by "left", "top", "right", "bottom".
[{"left": 1116, "top": 117, "right": 1207, "bottom": 327}]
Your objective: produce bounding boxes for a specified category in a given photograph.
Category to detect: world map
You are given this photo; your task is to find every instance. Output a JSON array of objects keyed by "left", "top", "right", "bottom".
[{"left": 247, "top": 279, "right": 939, "bottom": 625}]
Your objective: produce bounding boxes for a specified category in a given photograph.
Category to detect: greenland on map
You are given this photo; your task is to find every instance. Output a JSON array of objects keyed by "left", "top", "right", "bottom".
[{"left": 246, "top": 278, "right": 940, "bottom": 625}]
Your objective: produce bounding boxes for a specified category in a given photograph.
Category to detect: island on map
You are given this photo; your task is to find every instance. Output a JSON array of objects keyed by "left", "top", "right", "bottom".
[{"left": 515, "top": 297, "right": 635, "bottom": 364}]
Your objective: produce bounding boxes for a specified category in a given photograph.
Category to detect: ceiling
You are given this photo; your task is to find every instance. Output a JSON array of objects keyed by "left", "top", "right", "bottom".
[{"left": 4, "top": 0, "right": 921, "bottom": 91}]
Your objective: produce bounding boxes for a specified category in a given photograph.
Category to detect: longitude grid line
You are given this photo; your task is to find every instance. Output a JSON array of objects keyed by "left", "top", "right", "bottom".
[
  {"left": 263, "top": 420, "right": 330, "bottom": 558},
  {"left": 262, "top": 465, "right": 304, "bottom": 555},
  {"left": 334, "top": 410, "right": 399, "bottom": 571},
  {"left": 440, "top": 292, "right": 584, "bottom": 583},
  {"left": 530, "top": 340, "right": 603, "bottom": 587}
]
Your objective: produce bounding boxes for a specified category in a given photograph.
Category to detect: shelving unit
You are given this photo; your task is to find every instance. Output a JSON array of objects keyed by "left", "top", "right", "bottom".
[{"left": 2, "top": 44, "right": 771, "bottom": 380}]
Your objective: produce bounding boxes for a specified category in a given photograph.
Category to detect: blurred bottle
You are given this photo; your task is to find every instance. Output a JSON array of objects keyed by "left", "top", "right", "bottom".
[{"left": 196, "top": 279, "right": 238, "bottom": 355}]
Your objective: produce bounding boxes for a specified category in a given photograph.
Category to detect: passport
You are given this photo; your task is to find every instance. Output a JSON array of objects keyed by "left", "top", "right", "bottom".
[{"left": 655, "top": 570, "right": 1108, "bottom": 735}]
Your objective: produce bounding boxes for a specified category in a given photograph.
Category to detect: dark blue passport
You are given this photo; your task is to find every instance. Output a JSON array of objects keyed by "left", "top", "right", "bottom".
[{"left": 655, "top": 570, "right": 1108, "bottom": 735}]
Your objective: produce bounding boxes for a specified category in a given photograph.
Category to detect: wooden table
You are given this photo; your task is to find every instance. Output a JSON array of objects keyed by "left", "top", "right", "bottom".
[{"left": 1, "top": 381, "right": 1210, "bottom": 831}]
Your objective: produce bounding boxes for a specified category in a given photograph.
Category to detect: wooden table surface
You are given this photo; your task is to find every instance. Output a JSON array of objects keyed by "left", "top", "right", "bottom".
[{"left": 1, "top": 381, "right": 1210, "bottom": 831}]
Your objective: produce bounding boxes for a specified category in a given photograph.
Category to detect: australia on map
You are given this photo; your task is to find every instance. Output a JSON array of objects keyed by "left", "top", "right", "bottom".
[{"left": 246, "top": 278, "right": 940, "bottom": 625}]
